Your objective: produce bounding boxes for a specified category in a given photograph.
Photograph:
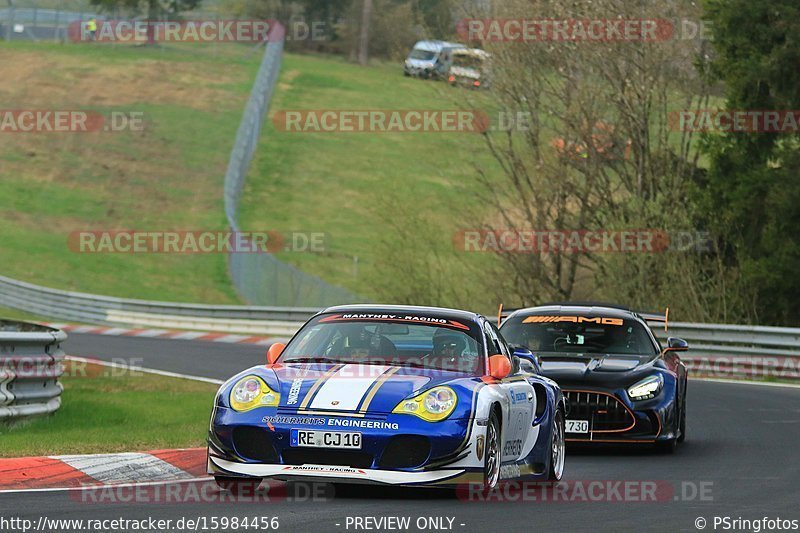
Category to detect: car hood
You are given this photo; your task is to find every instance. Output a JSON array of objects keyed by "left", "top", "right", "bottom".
[
  {"left": 537, "top": 352, "right": 659, "bottom": 387},
  {"left": 265, "top": 363, "right": 474, "bottom": 416}
]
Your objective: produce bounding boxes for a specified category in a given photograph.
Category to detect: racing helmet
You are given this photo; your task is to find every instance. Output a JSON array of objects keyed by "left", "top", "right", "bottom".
[{"left": 432, "top": 328, "right": 467, "bottom": 356}]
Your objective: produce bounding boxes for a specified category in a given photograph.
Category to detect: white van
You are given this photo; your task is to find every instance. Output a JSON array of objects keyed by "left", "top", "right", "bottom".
[{"left": 403, "top": 40, "right": 465, "bottom": 79}]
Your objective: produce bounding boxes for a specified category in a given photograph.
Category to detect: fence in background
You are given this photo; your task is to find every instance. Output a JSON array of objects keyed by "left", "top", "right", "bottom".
[
  {"left": 222, "top": 22, "right": 362, "bottom": 307},
  {"left": 0, "top": 1, "right": 220, "bottom": 42},
  {"left": 1, "top": 0, "right": 96, "bottom": 42},
  {"left": 0, "top": 320, "right": 66, "bottom": 422}
]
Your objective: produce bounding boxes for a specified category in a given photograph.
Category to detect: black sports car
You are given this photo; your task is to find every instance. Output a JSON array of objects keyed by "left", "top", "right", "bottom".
[{"left": 499, "top": 303, "right": 688, "bottom": 452}]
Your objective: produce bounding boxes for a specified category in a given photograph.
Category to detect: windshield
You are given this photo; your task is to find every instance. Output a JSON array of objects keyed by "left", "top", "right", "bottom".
[
  {"left": 280, "top": 313, "right": 485, "bottom": 374},
  {"left": 409, "top": 49, "right": 437, "bottom": 61},
  {"left": 500, "top": 314, "right": 657, "bottom": 355}
]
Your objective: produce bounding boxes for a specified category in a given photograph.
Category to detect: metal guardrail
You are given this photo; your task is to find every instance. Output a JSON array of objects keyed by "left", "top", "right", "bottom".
[
  {"left": 0, "top": 274, "right": 315, "bottom": 335},
  {"left": 0, "top": 320, "right": 66, "bottom": 421},
  {"left": 651, "top": 322, "right": 800, "bottom": 381},
  {"left": 2, "top": 271, "right": 798, "bottom": 380}
]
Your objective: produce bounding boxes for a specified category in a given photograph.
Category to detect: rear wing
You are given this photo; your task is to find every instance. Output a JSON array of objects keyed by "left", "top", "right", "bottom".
[
  {"left": 639, "top": 308, "right": 669, "bottom": 332},
  {"left": 496, "top": 304, "right": 520, "bottom": 326}
]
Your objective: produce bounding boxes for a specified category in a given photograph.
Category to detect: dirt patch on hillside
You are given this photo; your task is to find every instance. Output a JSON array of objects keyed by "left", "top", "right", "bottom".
[{"left": 0, "top": 51, "right": 246, "bottom": 111}]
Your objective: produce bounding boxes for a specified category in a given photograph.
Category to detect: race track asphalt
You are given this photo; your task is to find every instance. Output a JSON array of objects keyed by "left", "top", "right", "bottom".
[{"left": 0, "top": 332, "right": 798, "bottom": 533}]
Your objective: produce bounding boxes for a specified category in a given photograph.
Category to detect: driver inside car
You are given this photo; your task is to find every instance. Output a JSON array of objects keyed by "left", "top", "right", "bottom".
[
  {"left": 425, "top": 328, "right": 477, "bottom": 372},
  {"left": 329, "top": 323, "right": 397, "bottom": 361}
]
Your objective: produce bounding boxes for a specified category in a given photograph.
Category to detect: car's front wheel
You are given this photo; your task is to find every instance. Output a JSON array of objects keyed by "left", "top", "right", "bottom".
[
  {"left": 678, "top": 390, "right": 687, "bottom": 443},
  {"left": 548, "top": 408, "right": 565, "bottom": 481},
  {"left": 214, "top": 476, "right": 262, "bottom": 494},
  {"left": 483, "top": 411, "right": 501, "bottom": 490}
]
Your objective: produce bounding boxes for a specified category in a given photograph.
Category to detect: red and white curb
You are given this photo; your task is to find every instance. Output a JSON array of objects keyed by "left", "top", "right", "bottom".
[
  {"left": 0, "top": 448, "right": 208, "bottom": 492},
  {"left": 46, "top": 323, "right": 280, "bottom": 346}
]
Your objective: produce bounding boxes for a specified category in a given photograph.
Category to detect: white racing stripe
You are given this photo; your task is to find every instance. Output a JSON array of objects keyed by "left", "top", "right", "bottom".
[{"left": 309, "top": 364, "right": 391, "bottom": 411}]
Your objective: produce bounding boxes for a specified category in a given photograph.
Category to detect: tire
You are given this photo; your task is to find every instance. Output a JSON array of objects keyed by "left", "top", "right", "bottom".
[
  {"left": 214, "top": 476, "right": 262, "bottom": 494},
  {"left": 548, "top": 408, "right": 566, "bottom": 481},
  {"left": 483, "top": 410, "right": 501, "bottom": 490},
  {"left": 678, "top": 386, "right": 687, "bottom": 443},
  {"left": 655, "top": 438, "right": 677, "bottom": 454}
]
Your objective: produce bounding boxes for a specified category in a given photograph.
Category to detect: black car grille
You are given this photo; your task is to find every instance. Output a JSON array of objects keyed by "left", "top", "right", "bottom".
[
  {"left": 564, "top": 391, "right": 634, "bottom": 432},
  {"left": 282, "top": 449, "right": 374, "bottom": 469},
  {"left": 232, "top": 426, "right": 279, "bottom": 462},
  {"left": 378, "top": 435, "right": 431, "bottom": 469}
]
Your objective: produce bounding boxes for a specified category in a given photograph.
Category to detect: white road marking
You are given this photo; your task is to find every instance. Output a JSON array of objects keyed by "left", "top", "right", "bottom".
[
  {"left": 0, "top": 477, "right": 210, "bottom": 494},
  {"left": 692, "top": 376, "right": 800, "bottom": 390},
  {"left": 65, "top": 356, "right": 223, "bottom": 385},
  {"left": 212, "top": 335, "right": 250, "bottom": 343},
  {"left": 52, "top": 453, "right": 193, "bottom": 484}
]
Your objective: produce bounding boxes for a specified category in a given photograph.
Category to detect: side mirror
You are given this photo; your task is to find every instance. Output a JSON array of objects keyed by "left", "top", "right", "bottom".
[
  {"left": 267, "top": 342, "right": 285, "bottom": 365},
  {"left": 488, "top": 354, "right": 511, "bottom": 380},
  {"left": 666, "top": 337, "right": 689, "bottom": 352},
  {"left": 511, "top": 345, "right": 538, "bottom": 366}
]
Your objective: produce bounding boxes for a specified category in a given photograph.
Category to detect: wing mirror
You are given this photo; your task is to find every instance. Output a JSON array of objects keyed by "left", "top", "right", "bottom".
[
  {"left": 665, "top": 337, "right": 689, "bottom": 352},
  {"left": 510, "top": 344, "right": 539, "bottom": 366},
  {"left": 488, "top": 354, "right": 511, "bottom": 380},
  {"left": 267, "top": 342, "right": 285, "bottom": 365}
]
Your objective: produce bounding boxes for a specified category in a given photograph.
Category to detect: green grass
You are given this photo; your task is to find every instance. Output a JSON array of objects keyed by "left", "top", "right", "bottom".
[
  {"left": 0, "top": 364, "right": 217, "bottom": 457},
  {"left": 0, "top": 40, "right": 260, "bottom": 303},
  {"left": 0, "top": 306, "right": 53, "bottom": 324}
]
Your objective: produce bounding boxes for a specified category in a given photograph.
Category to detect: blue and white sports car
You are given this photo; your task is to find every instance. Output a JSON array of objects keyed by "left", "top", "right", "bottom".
[{"left": 208, "top": 305, "right": 566, "bottom": 490}]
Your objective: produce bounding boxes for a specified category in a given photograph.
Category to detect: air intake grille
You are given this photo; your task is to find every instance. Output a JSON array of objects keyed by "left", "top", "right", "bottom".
[
  {"left": 563, "top": 391, "right": 634, "bottom": 432},
  {"left": 281, "top": 449, "right": 374, "bottom": 469}
]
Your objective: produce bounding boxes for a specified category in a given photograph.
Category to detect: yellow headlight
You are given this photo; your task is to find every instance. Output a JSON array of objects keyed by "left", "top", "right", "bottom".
[
  {"left": 392, "top": 386, "right": 457, "bottom": 422},
  {"left": 229, "top": 376, "right": 280, "bottom": 412}
]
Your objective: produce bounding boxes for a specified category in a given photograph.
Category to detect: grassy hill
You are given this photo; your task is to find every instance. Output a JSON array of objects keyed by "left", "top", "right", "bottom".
[
  {"left": 0, "top": 41, "right": 259, "bottom": 303},
  {"left": 1, "top": 42, "right": 502, "bottom": 310}
]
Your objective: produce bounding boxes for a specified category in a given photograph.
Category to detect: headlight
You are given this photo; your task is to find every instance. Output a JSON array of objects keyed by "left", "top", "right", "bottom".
[
  {"left": 392, "top": 386, "right": 457, "bottom": 422},
  {"left": 230, "top": 376, "right": 280, "bottom": 412},
  {"left": 627, "top": 375, "right": 663, "bottom": 401}
]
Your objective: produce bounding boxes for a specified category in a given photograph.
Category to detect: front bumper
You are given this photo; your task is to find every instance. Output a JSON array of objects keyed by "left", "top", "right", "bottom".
[
  {"left": 208, "top": 406, "right": 484, "bottom": 487},
  {"left": 561, "top": 386, "right": 677, "bottom": 444},
  {"left": 208, "top": 456, "right": 481, "bottom": 486},
  {"left": 404, "top": 65, "right": 436, "bottom": 78}
]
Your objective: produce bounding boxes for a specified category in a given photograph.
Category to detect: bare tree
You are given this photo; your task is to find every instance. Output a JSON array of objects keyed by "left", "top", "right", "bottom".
[
  {"left": 357, "top": 0, "right": 372, "bottom": 65},
  {"left": 456, "top": 0, "right": 726, "bottom": 318}
]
